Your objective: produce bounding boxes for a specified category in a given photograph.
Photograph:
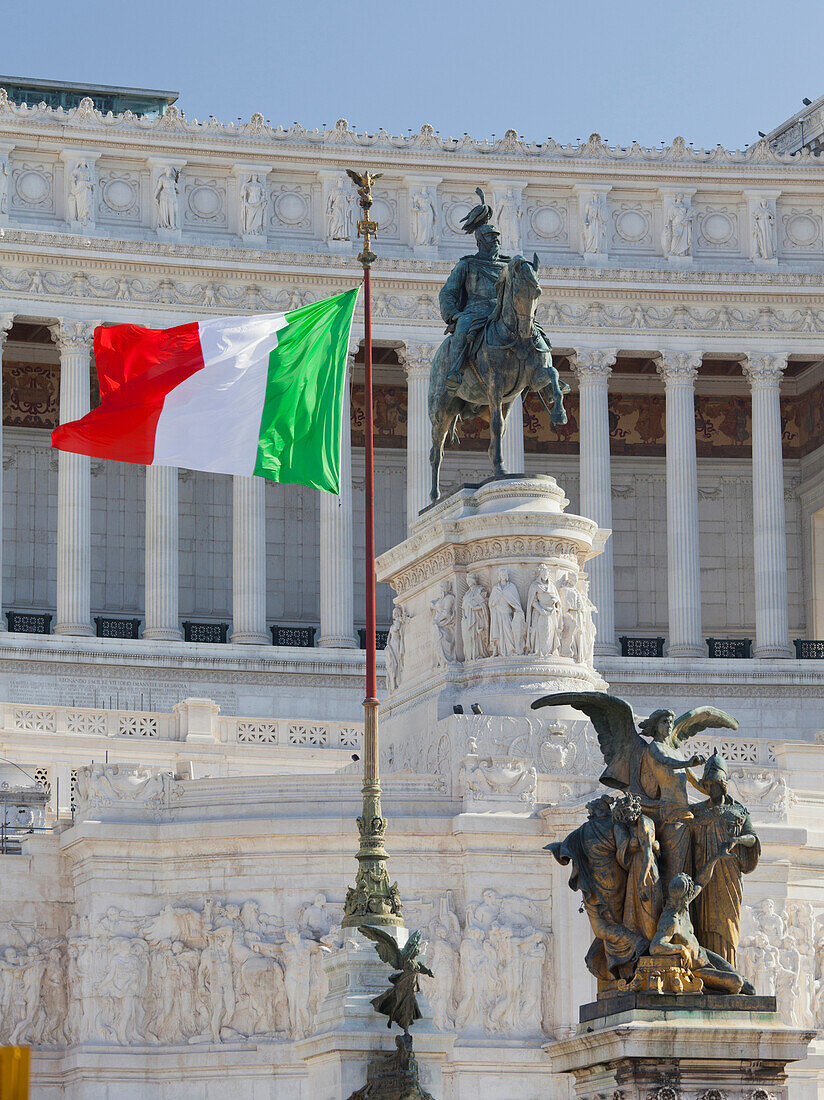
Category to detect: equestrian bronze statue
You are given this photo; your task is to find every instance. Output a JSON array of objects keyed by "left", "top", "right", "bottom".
[{"left": 428, "top": 188, "right": 569, "bottom": 502}]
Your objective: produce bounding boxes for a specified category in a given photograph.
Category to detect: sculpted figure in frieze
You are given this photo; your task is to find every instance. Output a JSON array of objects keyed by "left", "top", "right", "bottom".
[
  {"left": 752, "top": 197, "right": 776, "bottom": 260},
  {"left": 582, "top": 192, "right": 606, "bottom": 254},
  {"left": 496, "top": 186, "right": 522, "bottom": 253},
  {"left": 240, "top": 173, "right": 267, "bottom": 236},
  {"left": 535, "top": 691, "right": 761, "bottom": 998},
  {"left": 427, "top": 186, "right": 568, "bottom": 499},
  {"left": 326, "top": 173, "right": 353, "bottom": 241},
  {"left": 488, "top": 568, "right": 527, "bottom": 657},
  {"left": 662, "top": 192, "right": 693, "bottom": 257},
  {"left": 410, "top": 186, "right": 437, "bottom": 247},
  {"left": 558, "top": 571, "right": 587, "bottom": 662},
  {"left": 154, "top": 165, "right": 179, "bottom": 231},
  {"left": 0, "top": 161, "right": 7, "bottom": 215},
  {"left": 68, "top": 160, "right": 94, "bottom": 226},
  {"left": 460, "top": 573, "right": 489, "bottom": 660},
  {"left": 430, "top": 580, "right": 457, "bottom": 667}
]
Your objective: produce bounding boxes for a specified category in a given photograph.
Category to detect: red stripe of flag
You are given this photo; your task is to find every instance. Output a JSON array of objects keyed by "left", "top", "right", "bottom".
[{"left": 52, "top": 322, "right": 206, "bottom": 464}]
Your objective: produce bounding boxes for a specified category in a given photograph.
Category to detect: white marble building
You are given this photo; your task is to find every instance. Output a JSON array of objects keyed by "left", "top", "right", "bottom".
[{"left": 0, "top": 79, "right": 823, "bottom": 1095}]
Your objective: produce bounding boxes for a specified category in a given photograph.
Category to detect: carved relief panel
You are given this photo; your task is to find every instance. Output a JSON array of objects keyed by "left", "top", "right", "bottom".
[
  {"left": 10, "top": 159, "right": 56, "bottom": 218},
  {"left": 778, "top": 199, "right": 824, "bottom": 256},
  {"left": 523, "top": 193, "right": 570, "bottom": 252},
  {"left": 609, "top": 192, "right": 655, "bottom": 254},
  {"left": 270, "top": 180, "right": 314, "bottom": 238},
  {"left": 96, "top": 164, "right": 142, "bottom": 226},
  {"left": 182, "top": 174, "right": 228, "bottom": 231},
  {"left": 693, "top": 196, "right": 743, "bottom": 256},
  {"left": 440, "top": 190, "right": 476, "bottom": 244},
  {"left": 370, "top": 186, "right": 400, "bottom": 243}
]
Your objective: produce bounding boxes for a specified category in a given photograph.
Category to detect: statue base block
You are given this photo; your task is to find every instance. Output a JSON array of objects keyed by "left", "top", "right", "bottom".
[
  {"left": 547, "top": 1001, "right": 813, "bottom": 1100},
  {"left": 346, "top": 1034, "right": 436, "bottom": 1100}
]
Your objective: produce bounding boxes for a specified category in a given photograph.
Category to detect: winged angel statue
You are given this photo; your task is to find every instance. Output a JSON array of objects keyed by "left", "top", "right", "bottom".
[
  {"left": 532, "top": 692, "right": 760, "bottom": 996},
  {"left": 359, "top": 926, "right": 434, "bottom": 1034}
]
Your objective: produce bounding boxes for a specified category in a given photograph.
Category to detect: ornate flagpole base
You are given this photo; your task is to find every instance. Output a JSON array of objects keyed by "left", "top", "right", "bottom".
[{"left": 342, "top": 698, "right": 404, "bottom": 930}]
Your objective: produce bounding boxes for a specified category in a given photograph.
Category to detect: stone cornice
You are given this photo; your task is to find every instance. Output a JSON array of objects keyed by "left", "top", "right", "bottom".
[{"left": 0, "top": 94, "right": 819, "bottom": 176}]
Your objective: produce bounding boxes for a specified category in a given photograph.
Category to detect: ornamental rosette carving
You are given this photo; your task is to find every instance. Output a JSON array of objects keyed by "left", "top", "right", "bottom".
[
  {"left": 48, "top": 319, "right": 98, "bottom": 355},
  {"left": 655, "top": 350, "right": 703, "bottom": 386},
  {"left": 742, "top": 352, "right": 788, "bottom": 389}
]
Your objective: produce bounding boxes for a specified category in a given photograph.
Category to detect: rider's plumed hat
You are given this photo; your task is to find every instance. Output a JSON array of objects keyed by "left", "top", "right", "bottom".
[{"left": 460, "top": 187, "right": 494, "bottom": 234}]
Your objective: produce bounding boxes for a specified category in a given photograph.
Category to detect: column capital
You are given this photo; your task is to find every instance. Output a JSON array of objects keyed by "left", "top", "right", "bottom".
[
  {"left": 655, "top": 351, "right": 702, "bottom": 386},
  {"left": 49, "top": 318, "right": 99, "bottom": 355},
  {"left": 572, "top": 347, "right": 617, "bottom": 382},
  {"left": 400, "top": 341, "right": 438, "bottom": 379},
  {"left": 0, "top": 313, "right": 14, "bottom": 347},
  {"left": 742, "top": 352, "right": 788, "bottom": 389}
]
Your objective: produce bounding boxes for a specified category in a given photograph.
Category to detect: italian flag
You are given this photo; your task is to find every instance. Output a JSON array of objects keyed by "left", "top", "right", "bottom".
[{"left": 52, "top": 288, "right": 359, "bottom": 494}]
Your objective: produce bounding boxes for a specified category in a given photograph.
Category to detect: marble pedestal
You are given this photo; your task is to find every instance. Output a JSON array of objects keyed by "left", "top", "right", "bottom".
[
  {"left": 376, "top": 475, "right": 609, "bottom": 800},
  {"left": 299, "top": 928, "right": 451, "bottom": 1099},
  {"left": 546, "top": 996, "right": 814, "bottom": 1100}
]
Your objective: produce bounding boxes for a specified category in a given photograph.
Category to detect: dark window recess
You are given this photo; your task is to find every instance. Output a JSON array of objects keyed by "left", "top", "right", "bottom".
[
  {"left": 794, "top": 639, "right": 824, "bottom": 659},
  {"left": 359, "top": 628, "right": 389, "bottom": 651},
  {"left": 271, "top": 625, "right": 316, "bottom": 647},
  {"left": 619, "top": 636, "right": 665, "bottom": 658},
  {"left": 706, "top": 637, "right": 752, "bottom": 659},
  {"left": 6, "top": 612, "right": 52, "bottom": 634},
  {"left": 182, "top": 621, "right": 228, "bottom": 644},
  {"left": 94, "top": 617, "right": 141, "bottom": 640}
]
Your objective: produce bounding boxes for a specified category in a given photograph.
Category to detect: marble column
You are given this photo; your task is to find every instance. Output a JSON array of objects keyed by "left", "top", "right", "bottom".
[
  {"left": 656, "top": 351, "right": 704, "bottom": 658},
  {"left": 0, "top": 313, "right": 13, "bottom": 631},
  {"left": 743, "top": 353, "right": 792, "bottom": 658},
  {"left": 402, "top": 342, "right": 437, "bottom": 528},
  {"left": 502, "top": 393, "right": 525, "bottom": 474},
  {"left": 50, "top": 319, "right": 98, "bottom": 636},
  {"left": 143, "top": 465, "right": 182, "bottom": 641},
  {"left": 317, "top": 348, "right": 357, "bottom": 648},
  {"left": 231, "top": 475, "right": 268, "bottom": 643},
  {"left": 573, "top": 348, "right": 618, "bottom": 655}
]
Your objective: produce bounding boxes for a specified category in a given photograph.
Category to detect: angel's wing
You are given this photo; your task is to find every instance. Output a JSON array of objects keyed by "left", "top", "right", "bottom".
[
  {"left": 672, "top": 706, "right": 739, "bottom": 745},
  {"left": 531, "top": 691, "right": 642, "bottom": 791},
  {"left": 345, "top": 168, "right": 365, "bottom": 188},
  {"left": 358, "top": 925, "right": 403, "bottom": 969},
  {"left": 402, "top": 929, "right": 424, "bottom": 964}
]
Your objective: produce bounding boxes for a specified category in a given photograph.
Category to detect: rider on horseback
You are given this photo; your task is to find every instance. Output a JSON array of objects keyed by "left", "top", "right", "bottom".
[{"left": 440, "top": 188, "right": 555, "bottom": 395}]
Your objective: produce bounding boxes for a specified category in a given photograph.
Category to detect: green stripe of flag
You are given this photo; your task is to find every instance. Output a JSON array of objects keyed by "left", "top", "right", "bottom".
[{"left": 254, "top": 287, "right": 359, "bottom": 493}]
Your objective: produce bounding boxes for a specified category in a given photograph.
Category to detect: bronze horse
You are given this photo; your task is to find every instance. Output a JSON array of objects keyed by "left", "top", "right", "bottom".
[{"left": 427, "top": 254, "right": 568, "bottom": 502}]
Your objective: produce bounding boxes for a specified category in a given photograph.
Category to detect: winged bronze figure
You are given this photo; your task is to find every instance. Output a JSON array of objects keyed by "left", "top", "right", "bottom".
[
  {"left": 345, "top": 168, "right": 383, "bottom": 202},
  {"left": 359, "top": 926, "right": 433, "bottom": 1034}
]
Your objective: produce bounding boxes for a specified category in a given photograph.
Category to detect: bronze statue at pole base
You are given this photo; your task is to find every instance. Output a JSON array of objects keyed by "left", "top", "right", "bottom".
[{"left": 346, "top": 1034, "right": 435, "bottom": 1100}]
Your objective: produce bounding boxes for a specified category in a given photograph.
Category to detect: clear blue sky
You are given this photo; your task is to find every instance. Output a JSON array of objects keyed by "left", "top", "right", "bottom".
[{"left": 5, "top": 0, "right": 823, "bottom": 147}]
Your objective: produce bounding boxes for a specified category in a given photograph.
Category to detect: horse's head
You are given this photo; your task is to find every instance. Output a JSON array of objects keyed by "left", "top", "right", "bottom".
[{"left": 496, "top": 253, "right": 541, "bottom": 337}]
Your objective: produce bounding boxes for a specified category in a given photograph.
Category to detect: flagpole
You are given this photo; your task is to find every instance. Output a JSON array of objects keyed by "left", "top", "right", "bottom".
[{"left": 341, "top": 169, "right": 403, "bottom": 932}]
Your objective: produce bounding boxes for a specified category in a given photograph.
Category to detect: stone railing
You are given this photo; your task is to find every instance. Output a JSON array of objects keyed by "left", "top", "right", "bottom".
[{"left": 2, "top": 699, "right": 362, "bottom": 749}]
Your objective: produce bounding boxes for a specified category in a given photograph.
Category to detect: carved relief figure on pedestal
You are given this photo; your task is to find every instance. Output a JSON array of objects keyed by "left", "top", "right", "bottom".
[
  {"left": 384, "top": 601, "right": 410, "bottom": 693},
  {"left": 410, "top": 187, "right": 436, "bottom": 247},
  {"left": 68, "top": 160, "right": 94, "bottom": 226},
  {"left": 326, "top": 173, "right": 353, "bottom": 241},
  {"left": 430, "top": 580, "right": 456, "bottom": 667},
  {"left": 423, "top": 920, "right": 459, "bottom": 1031},
  {"left": 526, "top": 564, "right": 561, "bottom": 657},
  {"left": 752, "top": 198, "right": 776, "bottom": 260},
  {"left": 662, "top": 193, "right": 693, "bottom": 257},
  {"left": 0, "top": 161, "right": 8, "bottom": 214},
  {"left": 154, "top": 166, "right": 179, "bottom": 231},
  {"left": 460, "top": 573, "right": 489, "bottom": 660},
  {"left": 489, "top": 568, "right": 527, "bottom": 657},
  {"left": 558, "top": 572, "right": 586, "bottom": 662},
  {"left": 241, "top": 173, "right": 267, "bottom": 236}
]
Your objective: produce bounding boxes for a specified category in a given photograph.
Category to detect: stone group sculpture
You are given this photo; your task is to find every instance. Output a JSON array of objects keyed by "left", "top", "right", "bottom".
[{"left": 534, "top": 691, "right": 761, "bottom": 997}]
